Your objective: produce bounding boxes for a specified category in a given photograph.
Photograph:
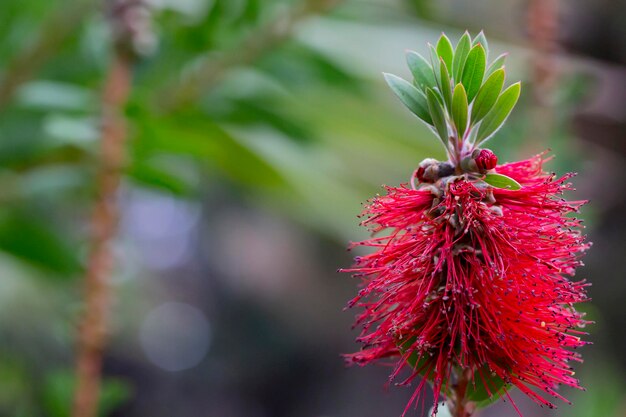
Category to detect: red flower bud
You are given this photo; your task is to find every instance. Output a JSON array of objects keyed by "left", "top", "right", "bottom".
[
  {"left": 474, "top": 148, "right": 498, "bottom": 172},
  {"left": 415, "top": 158, "right": 439, "bottom": 183}
]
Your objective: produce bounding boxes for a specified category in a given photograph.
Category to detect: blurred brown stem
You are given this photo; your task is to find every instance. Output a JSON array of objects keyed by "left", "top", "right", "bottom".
[
  {"left": 159, "top": 0, "right": 343, "bottom": 112},
  {"left": 0, "top": 1, "right": 93, "bottom": 111},
  {"left": 526, "top": 0, "right": 559, "bottom": 150},
  {"left": 71, "top": 47, "right": 133, "bottom": 417}
]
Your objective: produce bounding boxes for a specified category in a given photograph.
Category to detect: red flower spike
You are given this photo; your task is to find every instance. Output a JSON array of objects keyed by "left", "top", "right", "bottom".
[
  {"left": 342, "top": 154, "right": 590, "bottom": 416},
  {"left": 473, "top": 149, "right": 498, "bottom": 172}
]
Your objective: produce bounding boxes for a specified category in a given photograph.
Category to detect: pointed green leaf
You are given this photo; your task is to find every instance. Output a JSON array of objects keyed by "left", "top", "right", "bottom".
[
  {"left": 452, "top": 83, "right": 468, "bottom": 138},
  {"left": 452, "top": 32, "right": 472, "bottom": 82},
  {"left": 486, "top": 53, "right": 507, "bottom": 78},
  {"left": 428, "top": 43, "right": 441, "bottom": 85},
  {"left": 461, "top": 44, "right": 486, "bottom": 102},
  {"left": 430, "top": 87, "right": 444, "bottom": 105},
  {"left": 406, "top": 51, "right": 436, "bottom": 90},
  {"left": 476, "top": 82, "right": 521, "bottom": 144},
  {"left": 384, "top": 73, "right": 432, "bottom": 124},
  {"left": 483, "top": 173, "right": 521, "bottom": 190},
  {"left": 473, "top": 31, "right": 489, "bottom": 57},
  {"left": 471, "top": 68, "right": 505, "bottom": 124},
  {"left": 439, "top": 58, "right": 452, "bottom": 110},
  {"left": 436, "top": 34, "right": 454, "bottom": 71},
  {"left": 426, "top": 87, "right": 448, "bottom": 144}
]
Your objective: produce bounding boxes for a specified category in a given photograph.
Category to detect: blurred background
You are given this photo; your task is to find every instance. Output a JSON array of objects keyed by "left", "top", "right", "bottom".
[{"left": 0, "top": 0, "right": 624, "bottom": 416}]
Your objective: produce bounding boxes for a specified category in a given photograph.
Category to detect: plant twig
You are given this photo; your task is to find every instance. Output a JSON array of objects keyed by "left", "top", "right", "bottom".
[
  {"left": 0, "top": 1, "right": 94, "bottom": 111},
  {"left": 158, "top": 0, "right": 343, "bottom": 113},
  {"left": 526, "top": 0, "right": 559, "bottom": 151},
  {"left": 447, "top": 369, "right": 473, "bottom": 417},
  {"left": 71, "top": 28, "right": 134, "bottom": 417}
]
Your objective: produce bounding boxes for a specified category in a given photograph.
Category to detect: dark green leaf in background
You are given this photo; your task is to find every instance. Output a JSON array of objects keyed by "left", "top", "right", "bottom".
[
  {"left": 465, "top": 365, "right": 510, "bottom": 407},
  {"left": 0, "top": 211, "right": 81, "bottom": 276},
  {"left": 42, "top": 371, "right": 131, "bottom": 417}
]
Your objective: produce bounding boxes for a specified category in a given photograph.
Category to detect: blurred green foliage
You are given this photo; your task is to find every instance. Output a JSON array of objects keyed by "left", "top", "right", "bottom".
[{"left": 0, "top": 0, "right": 618, "bottom": 416}]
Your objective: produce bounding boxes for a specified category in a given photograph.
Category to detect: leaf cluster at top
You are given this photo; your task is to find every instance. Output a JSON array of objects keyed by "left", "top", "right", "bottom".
[{"left": 384, "top": 31, "right": 521, "bottom": 151}]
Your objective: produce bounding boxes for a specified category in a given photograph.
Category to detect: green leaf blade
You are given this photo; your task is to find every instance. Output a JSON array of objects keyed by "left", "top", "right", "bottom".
[
  {"left": 406, "top": 51, "right": 436, "bottom": 91},
  {"left": 426, "top": 87, "right": 449, "bottom": 144},
  {"left": 473, "top": 31, "right": 489, "bottom": 57},
  {"left": 461, "top": 44, "right": 487, "bottom": 102},
  {"left": 471, "top": 68, "right": 505, "bottom": 124},
  {"left": 486, "top": 53, "right": 508, "bottom": 78},
  {"left": 452, "top": 32, "right": 472, "bottom": 82},
  {"left": 436, "top": 34, "right": 454, "bottom": 71},
  {"left": 452, "top": 83, "right": 468, "bottom": 138},
  {"left": 439, "top": 59, "right": 452, "bottom": 110},
  {"left": 384, "top": 73, "right": 433, "bottom": 124},
  {"left": 476, "top": 82, "right": 521, "bottom": 144},
  {"left": 483, "top": 173, "right": 521, "bottom": 190},
  {"left": 429, "top": 43, "right": 441, "bottom": 86}
]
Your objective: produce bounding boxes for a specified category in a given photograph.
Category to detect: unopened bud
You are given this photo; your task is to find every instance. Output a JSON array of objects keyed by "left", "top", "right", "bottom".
[
  {"left": 416, "top": 158, "right": 439, "bottom": 183},
  {"left": 473, "top": 149, "right": 498, "bottom": 172},
  {"left": 416, "top": 159, "right": 454, "bottom": 183}
]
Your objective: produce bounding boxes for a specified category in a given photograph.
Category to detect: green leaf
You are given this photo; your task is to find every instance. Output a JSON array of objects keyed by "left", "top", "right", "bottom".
[
  {"left": 471, "top": 68, "right": 505, "bottom": 124},
  {"left": 461, "top": 44, "right": 487, "bottom": 102},
  {"left": 428, "top": 43, "right": 441, "bottom": 85},
  {"left": 476, "top": 82, "right": 521, "bottom": 144},
  {"left": 439, "top": 58, "right": 452, "bottom": 110},
  {"left": 483, "top": 173, "right": 521, "bottom": 190},
  {"left": 426, "top": 87, "right": 449, "bottom": 144},
  {"left": 486, "top": 53, "right": 507, "bottom": 78},
  {"left": 465, "top": 365, "right": 511, "bottom": 407},
  {"left": 473, "top": 31, "right": 489, "bottom": 57},
  {"left": 406, "top": 51, "right": 436, "bottom": 90},
  {"left": 0, "top": 211, "right": 81, "bottom": 276},
  {"left": 436, "top": 33, "right": 454, "bottom": 71},
  {"left": 42, "top": 371, "right": 131, "bottom": 417},
  {"left": 452, "top": 32, "right": 472, "bottom": 82},
  {"left": 452, "top": 83, "right": 468, "bottom": 138},
  {"left": 384, "top": 73, "right": 432, "bottom": 124},
  {"left": 132, "top": 112, "right": 286, "bottom": 188},
  {"left": 127, "top": 162, "right": 193, "bottom": 196},
  {"left": 398, "top": 337, "right": 431, "bottom": 376}
]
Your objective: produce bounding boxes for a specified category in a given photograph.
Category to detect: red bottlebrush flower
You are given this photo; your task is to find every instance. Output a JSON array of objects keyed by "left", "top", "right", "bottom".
[
  {"left": 346, "top": 32, "right": 591, "bottom": 417},
  {"left": 343, "top": 156, "right": 590, "bottom": 415},
  {"left": 473, "top": 149, "right": 498, "bottom": 172}
]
